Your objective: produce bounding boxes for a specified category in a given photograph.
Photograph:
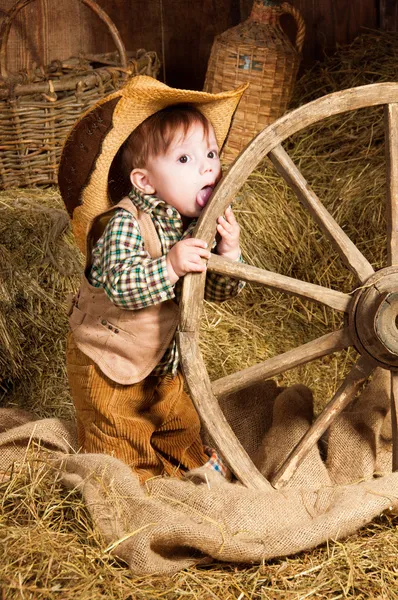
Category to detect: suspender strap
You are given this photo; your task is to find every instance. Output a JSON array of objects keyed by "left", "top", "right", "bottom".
[
  {"left": 86, "top": 196, "right": 162, "bottom": 265},
  {"left": 118, "top": 197, "right": 162, "bottom": 259}
]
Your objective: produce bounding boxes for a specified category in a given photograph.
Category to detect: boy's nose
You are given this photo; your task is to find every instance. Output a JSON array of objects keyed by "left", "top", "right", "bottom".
[{"left": 200, "top": 158, "right": 213, "bottom": 174}]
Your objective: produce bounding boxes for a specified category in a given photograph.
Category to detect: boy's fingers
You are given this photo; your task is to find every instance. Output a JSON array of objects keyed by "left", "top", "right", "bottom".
[
  {"left": 184, "top": 237, "right": 208, "bottom": 248},
  {"left": 218, "top": 212, "right": 236, "bottom": 227},
  {"left": 224, "top": 206, "right": 237, "bottom": 223},
  {"left": 191, "top": 245, "right": 210, "bottom": 255},
  {"left": 201, "top": 251, "right": 211, "bottom": 259},
  {"left": 182, "top": 247, "right": 210, "bottom": 261},
  {"left": 219, "top": 217, "right": 232, "bottom": 230},
  {"left": 188, "top": 261, "right": 207, "bottom": 272},
  {"left": 192, "top": 249, "right": 210, "bottom": 260},
  {"left": 217, "top": 222, "right": 232, "bottom": 235}
]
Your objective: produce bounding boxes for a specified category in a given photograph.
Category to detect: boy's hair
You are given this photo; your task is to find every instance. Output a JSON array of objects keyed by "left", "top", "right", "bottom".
[{"left": 121, "top": 103, "right": 211, "bottom": 173}]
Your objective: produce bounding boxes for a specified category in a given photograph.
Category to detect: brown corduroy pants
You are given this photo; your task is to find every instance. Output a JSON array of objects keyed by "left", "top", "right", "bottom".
[{"left": 66, "top": 333, "right": 208, "bottom": 482}]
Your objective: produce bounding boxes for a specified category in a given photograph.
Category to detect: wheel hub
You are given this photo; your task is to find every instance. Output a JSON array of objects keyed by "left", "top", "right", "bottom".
[{"left": 349, "top": 266, "right": 398, "bottom": 369}]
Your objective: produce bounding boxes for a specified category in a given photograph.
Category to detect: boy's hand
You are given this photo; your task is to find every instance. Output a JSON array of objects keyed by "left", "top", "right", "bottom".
[
  {"left": 166, "top": 238, "right": 211, "bottom": 284},
  {"left": 216, "top": 206, "right": 241, "bottom": 261}
]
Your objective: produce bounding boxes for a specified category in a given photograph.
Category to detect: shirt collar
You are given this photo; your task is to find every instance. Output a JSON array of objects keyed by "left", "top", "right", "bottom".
[{"left": 128, "top": 186, "right": 162, "bottom": 213}]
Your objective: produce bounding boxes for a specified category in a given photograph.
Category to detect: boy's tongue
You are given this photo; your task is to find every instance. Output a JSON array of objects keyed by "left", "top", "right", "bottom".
[{"left": 196, "top": 185, "right": 214, "bottom": 208}]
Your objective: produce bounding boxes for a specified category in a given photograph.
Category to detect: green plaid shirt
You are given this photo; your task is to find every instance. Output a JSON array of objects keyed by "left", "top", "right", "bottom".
[{"left": 88, "top": 187, "right": 244, "bottom": 376}]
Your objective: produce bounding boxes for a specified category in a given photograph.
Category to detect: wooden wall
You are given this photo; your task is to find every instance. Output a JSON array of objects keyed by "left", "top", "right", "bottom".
[
  {"left": 0, "top": 0, "right": 384, "bottom": 90},
  {"left": 380, "top": 0, "right": 398, "bottom": 30}
]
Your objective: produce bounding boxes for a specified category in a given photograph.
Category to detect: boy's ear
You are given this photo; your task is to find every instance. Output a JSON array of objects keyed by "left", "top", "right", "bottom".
[{"left": 130, "top": 168, "right": 156, "bottom": 195}]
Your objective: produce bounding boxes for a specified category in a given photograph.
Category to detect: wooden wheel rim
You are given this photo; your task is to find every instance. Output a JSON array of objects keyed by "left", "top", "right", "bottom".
[{"left": 178, "top": 82, "right": 398, "bottom": 490}]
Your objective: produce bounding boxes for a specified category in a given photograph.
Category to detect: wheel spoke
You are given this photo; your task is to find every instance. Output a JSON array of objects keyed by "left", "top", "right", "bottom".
[
  {"left": 211, "top": 328, "right": 352, "bottom": 400},
  {"left": 208, "top": 254, "right": 351, "bottom": 313},
  {"left": 271, "top": 356, "right": 375, "bottom": 488},
  {"left": 268, "top": 143, "right": 375, "bottom": 283},
  {"left": 178, "top": 330, "right": 273, "bottom": 490},
  {"left": 391, "top": 371, "right": 398, "bottom": 471},
  {"left": 385, "top": 103, "right": 398, "bottom": 266}
]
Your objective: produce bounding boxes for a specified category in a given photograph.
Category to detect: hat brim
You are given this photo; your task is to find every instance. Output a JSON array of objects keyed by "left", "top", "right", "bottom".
[{"left": 58, "top": 75, "right": 247, "bottom": 254}]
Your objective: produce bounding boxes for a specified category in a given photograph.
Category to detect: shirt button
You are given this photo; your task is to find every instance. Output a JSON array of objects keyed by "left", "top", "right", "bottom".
[{"left": 166, "top": 207, "right": 174, "bottom": 217}]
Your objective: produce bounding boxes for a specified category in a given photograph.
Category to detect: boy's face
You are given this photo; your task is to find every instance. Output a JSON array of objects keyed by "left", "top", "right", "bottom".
[{"left": 133, "top": 121, "right": 222, "bottom": 219}]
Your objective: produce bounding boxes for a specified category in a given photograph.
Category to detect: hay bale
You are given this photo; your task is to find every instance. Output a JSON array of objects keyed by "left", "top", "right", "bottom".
[{"left": 0, "top": 189, "right": 82, "bottom": 418}]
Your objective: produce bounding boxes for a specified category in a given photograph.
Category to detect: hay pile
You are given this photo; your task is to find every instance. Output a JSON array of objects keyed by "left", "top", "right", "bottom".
[
  {"left": 2, "top": 453, "right": 398, "bottom": 598},
  {"left": 1, "top": 29, "right": 398, "bottom": 598},
  {"left": 0, "top": 189, "right": 82, "bottom": 418}
]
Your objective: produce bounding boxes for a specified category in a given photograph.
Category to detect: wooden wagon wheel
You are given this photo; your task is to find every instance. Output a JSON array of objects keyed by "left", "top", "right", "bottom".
[{"left": 177, "top": 82, "right": 398, "bottom": 491}]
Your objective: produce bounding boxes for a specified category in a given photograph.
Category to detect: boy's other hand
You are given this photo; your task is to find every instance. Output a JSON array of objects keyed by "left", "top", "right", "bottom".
[
  {"left": 216, "top": 206, "right": 241, "bottom": 261},
  {"left": 166, "top": 238, "right": 211, "bottom": 284}
]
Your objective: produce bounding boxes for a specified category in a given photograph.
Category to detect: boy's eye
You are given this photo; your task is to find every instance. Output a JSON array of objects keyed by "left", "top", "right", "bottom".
[
  {"left": 178, "top": 155, "right": 190, "bottom": 163},
  {"left": 208, "top": 150, "right": 218, "bottom": 159}
]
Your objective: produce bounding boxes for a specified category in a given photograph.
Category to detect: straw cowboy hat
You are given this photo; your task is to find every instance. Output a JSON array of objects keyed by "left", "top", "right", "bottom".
[{"left": 58, "top": 75, "right": 248, "bottom": 254}]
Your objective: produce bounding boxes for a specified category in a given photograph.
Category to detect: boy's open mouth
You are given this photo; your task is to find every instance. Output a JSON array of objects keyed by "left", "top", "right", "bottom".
[{"left": 196, "top": 185, "right": 214, "bottom": 208}]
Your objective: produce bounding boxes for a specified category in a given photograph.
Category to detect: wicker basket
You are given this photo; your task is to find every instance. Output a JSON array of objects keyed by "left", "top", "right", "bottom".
[
  {"left": 0, "top": 0, "right": 160, "bottom": 189},
  {"left": 204, "top": 0, "right": 305, "bottom": 163}
]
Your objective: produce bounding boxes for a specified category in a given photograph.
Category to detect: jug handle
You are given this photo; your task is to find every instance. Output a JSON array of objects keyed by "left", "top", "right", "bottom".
[{"left": 280, "top": 2, "right": 306, "bottom": 54}]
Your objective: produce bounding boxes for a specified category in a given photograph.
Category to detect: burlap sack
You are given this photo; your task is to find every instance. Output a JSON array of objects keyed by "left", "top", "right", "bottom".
[{"left": 1, "top": 369, "right": 397, "bottom": 575}]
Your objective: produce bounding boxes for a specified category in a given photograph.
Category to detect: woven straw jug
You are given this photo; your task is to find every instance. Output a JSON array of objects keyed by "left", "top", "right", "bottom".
[{"left": 204, "top": 0, "right": 305, "bottom": 162}]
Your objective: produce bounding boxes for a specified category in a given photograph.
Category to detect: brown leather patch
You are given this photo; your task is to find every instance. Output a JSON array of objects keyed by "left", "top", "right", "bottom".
[
  {"left": 58, "top": 96, "right": 121, "bottom": 217},
  {"left": 108, "top": 144, "right": 132, "bottom": 205}
]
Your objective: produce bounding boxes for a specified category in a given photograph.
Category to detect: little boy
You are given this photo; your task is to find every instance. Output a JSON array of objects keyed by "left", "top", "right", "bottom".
[{"left": 58, "top": 76, "right": 247, "bottom": 483}]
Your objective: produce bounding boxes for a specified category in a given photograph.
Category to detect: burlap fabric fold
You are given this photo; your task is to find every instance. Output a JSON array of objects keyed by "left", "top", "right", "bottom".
[{"left": 1, "top": 369, "right": 398, "bottom": 575}]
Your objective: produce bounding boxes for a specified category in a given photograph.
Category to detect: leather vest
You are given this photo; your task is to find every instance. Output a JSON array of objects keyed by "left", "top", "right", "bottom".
[{"left": 69, "top": 197, "right": 180, "bottom": 384}]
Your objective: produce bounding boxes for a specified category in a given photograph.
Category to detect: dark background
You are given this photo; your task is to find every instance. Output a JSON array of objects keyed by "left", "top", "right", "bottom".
[{"left": 0, "top": 0, "right": 397, "bottom": 89}]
